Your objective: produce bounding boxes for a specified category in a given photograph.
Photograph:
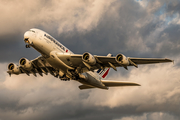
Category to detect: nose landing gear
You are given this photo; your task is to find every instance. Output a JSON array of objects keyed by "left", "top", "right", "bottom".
[
  {"left": 25, "top": 44, "right": 30, "bottom": 48},
  {"left": 24, "top": 38, "right": 31, "bottom": 48}
]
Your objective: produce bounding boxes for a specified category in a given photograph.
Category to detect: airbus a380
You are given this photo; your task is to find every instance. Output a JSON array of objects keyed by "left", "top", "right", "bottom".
[{"left": 7, "top": 28, "right": 173, "bottom": 90}]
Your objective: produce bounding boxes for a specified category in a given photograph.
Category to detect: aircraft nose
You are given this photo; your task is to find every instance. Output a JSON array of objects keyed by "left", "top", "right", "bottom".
[
  {"left": 24, "top": 31, "right": 30, "bottom": 39},
  {"left": 24, "top": 31, "right": 33, "bottom": 44}
]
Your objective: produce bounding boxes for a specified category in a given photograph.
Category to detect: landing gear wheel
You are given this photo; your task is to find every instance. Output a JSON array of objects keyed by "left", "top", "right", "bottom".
[{"left": 25, "top": 45, "right": 30, "bottom": 48}]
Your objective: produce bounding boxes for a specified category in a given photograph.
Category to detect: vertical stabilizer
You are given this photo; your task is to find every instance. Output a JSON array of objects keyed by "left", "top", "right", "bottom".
[
  {"left": 96, "top": 68, "right": 110, "bottom": 78},
  {"left": 96, "top": 53, "right": 112, "bottom": 78}
]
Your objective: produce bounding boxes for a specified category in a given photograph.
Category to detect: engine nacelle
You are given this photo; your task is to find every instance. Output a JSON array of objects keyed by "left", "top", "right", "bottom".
[
  {"left": 19, "top": 58, "right": 33, "bottom": 70},
  {"left": 115, "top": 54, "right": 129, "bottom": 66},
  {"left": 8, "top": 63, "right": 21, "bottom": 74},
  {"left": 82, "top": 52, "right": 96, "bottom": 65}
]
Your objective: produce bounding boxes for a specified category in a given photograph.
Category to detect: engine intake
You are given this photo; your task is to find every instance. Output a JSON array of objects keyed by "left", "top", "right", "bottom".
[
  {"left": 82, "top": 52, "right": 96, "bottom": 65},
  {"left": 8, "top": 63, "right": 21, "bottom": 74},
  {"left": 19, "top": 58, "right": 33, "bottom": 70},
  {"left": 115, "top": 54, "right": 129, "bottom": 66}
]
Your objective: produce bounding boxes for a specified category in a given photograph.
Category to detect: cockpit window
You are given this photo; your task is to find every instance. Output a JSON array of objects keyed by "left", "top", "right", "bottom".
[{"left": 29, "top": 30, "right": 35, "bottom": 33}]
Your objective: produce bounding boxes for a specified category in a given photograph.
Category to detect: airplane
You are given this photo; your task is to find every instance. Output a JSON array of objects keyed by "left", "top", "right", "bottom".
[{"left": 7, "top": 28, "right": 173, "bottom": 90}]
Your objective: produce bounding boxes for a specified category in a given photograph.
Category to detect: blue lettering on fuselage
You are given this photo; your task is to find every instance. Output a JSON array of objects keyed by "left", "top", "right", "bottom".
[{"left": 44, "top": 34, "right": 65, "bottom": 51}]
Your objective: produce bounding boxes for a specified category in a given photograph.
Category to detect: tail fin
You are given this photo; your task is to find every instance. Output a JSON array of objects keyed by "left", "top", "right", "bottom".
[
  {"left": 96, "top": 68, "right": 110, "bottom": 78},
  {"left": 97, "top": 53, "right": 113, "bottom": 78},
  {"left": 96, "top": 53, "right": 112, "bottom": 78}
]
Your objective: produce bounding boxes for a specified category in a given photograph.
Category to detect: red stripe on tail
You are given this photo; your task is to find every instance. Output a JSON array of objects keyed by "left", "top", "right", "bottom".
[{"left": 102, "top": 68, "right": 110, "bottom": 78}]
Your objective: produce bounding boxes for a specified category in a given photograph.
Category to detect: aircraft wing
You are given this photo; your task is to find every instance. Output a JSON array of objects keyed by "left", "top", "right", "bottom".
[
  {"left": 129, "top": 58, "right": 173, "bottom": 64},
  {"left": 93, "top": 56, "right": 172, "bottom": 65},
  {"left": 62, "top": 53, "right": 173, "bottom": 73},
  {"left": 79, "top": 80, "right": 140, "bottom": 90},
  {"left": 7, "top": 56, "right": 56, "bottom": 77}
]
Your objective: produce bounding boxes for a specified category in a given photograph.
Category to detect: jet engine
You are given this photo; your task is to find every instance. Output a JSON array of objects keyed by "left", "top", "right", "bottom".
[
  {"left": 19, "top": 58, "right": 33, "bottom": 70},
  {"left": 8, "top": 63, "right": 21, "bottom": 74},
  {"left": 82, "top": 52, "right": 96, "bottom": 65},
  {"left": 115, "top": 54, "right": 129, "bottom": 66}
]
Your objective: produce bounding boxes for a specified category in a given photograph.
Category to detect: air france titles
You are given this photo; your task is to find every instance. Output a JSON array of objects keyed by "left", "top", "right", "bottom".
[{"left": 44, "top": 34, "right": 65, "bottom": 51}]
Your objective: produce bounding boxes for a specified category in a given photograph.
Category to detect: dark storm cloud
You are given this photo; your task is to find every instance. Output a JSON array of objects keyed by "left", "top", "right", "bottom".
[
  {"left": 50, "top": 0, "right": 148, "bottom": 56},
  {"left": 0, "top": 0, "right": 178, "bottom": 59},
  {"left": 0, "top": 33, "right": 40, "bottom": 63},
  {"left": 53, "top": 0, "right": 180, "bottom": 59},
  {"left": 167, "top": 1, "right": 180, "bottom": 14},
  {"left": 0, "top": 0, "right": 180, "bottom": 120},
  {"left": 156, "top": 24, "right": 180, "bottom": 57}
]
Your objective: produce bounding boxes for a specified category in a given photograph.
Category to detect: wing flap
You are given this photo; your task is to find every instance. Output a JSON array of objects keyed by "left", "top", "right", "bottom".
[{"left": 101, "top": 80, "right": 140, "bottom": 87}]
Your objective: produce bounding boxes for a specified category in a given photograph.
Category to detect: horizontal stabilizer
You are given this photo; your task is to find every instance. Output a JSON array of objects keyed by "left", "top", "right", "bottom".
[
  {"left": 101, "top": 80, "right": 140, "bottom": 87},
  {"left": 79, "top": 85, "right": 95, "bottom": 90},
  {"left": 79, "top": 81, "right": 140, "bottom": 90}
]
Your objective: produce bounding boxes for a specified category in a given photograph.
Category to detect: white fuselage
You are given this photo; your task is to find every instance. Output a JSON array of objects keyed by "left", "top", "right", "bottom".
[
  {"left": 24, "top": 28, "right": 107, "bottom": 89},
  {"left": 24, "top": 29, "right": 73, "bottom": 73},
  {"left": 24, "top": 29, "right": 73, "bottom": 56}
]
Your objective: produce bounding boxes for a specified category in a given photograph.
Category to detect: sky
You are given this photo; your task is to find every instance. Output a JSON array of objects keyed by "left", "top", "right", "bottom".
[{"left": 0, "top": 0, "right": 180, "bottom": 120}]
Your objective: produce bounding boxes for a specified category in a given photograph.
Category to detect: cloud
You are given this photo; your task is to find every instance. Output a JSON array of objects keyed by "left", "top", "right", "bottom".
[
  {"left": 0, "top": 0, "right": 115, "bottom": 36},
  {"left": 0, "top": 0, "right": 117, "bottom": 62},
  {"left": 116, "top": 112, "right": 179, "bottom": 120},
  {"left": 0, "top": 0, "right": 180, "bottom": 120},
  {"left": 0, "top": 62, "right": 179, "bottom": 120}
]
